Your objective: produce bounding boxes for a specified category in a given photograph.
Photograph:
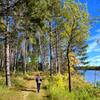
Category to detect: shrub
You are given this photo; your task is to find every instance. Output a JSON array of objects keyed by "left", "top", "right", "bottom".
[
  {"left": 48, "top": 74, "right": 67, "bottom": 100},
  {"left": 47, "top": 74, "right": 99, "bottom": 100}
]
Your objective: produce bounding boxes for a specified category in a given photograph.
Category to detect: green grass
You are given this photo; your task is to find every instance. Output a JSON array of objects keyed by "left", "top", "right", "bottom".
[
  {"left": 28, "top": 92, "right": 49, "bottom": 100},
  {"left": 47, "top": 74, "right": 100, "bottom": 100},
  {"left": 0, "top": 72, "right": 100, "bottom": 100},
  {"left": 0, "top": 76, "right": 25, "bottom": 100},
  {"left": 0, "top": 86, "right": 23, "bottom": 100}
]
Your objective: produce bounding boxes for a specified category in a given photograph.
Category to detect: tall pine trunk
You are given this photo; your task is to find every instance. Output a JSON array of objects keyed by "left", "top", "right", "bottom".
[
  {"left": 67, "top": 32, "right": 73, "bottom": 92},
  {"left": 13, "top": 48, "right": 17, "bottom": 74},
  {"left": 39, "top": 33, "right": 43, "bottom": 70},
  {"left": 23, "top": 39, "right": 27, "bottom": 74},
  {"left": 49, "top": 22, "right": 52, "bottom": 77},
  {"left": 49, "top": 42, "right": 52, "bottom": 76},
  {"left": 0, "top": 59, "right": 2, "bottom": 71},
  {"left": 5, "top": 35, "right": 11, "bottom": 87},
  {"left": 55, "top": 32, "right": 59, "bottom": 73},
  {"left": 55, "top": 30, "right": 60, "bottom": 73},
  {"left": 67, "top": 43, "right": 71, "bottom": 92}
]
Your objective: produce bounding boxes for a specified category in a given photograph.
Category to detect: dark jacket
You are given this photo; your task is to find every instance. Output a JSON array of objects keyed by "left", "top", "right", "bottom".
[{"left": 36, "top": 76, "right": 42, "bottom": 84}]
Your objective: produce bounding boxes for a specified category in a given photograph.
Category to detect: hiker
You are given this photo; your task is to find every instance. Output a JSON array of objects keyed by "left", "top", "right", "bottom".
[{"left": 35, "top": 73, "right": 42, "bottom": 93}]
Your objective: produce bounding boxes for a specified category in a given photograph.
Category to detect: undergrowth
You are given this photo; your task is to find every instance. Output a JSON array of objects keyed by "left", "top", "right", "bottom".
[{"left": 47, "top": 74, "right": 100, "bottom": 100}]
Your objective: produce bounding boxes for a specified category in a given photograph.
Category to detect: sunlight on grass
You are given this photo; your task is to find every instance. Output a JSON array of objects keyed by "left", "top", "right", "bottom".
[
  {"left": 47, "top": 74, "right": 100, "bottom": 100},
  {"left": 0, "top": 86, "right": 23, "bottom": 100},
  {"left": 0, "top": 72, "right": 100, "bottom": 100},
  {"left": 28, "top": 92, "right": 48, "bottom": 100}
]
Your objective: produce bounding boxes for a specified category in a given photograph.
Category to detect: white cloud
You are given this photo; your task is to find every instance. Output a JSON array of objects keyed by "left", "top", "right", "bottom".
[
  {"left": 88, "top": 33, "right": 100, "bottom": 42},
  {"left": 88, "top": 55, "right": 100, "bottom": 61},
  {"left": 89, "top": 62, "right": 100, "bottom": 66},
  {"left": 88, "top": 55, "right": 100, "bottom": 66},
  {"left": 88, "top": 29, "right": 100, "bottom": 42},
  {"left": 87, "top": 40, "right": 100, "bottom": 53},
  {"left": 96, "top": 29, "right": 100, "bottom": 33},
  {"left": 94, "top": 48, "right": 100, "bottom": 52},
  {"left": 87, "top": 42, "right": 97, "bottom": 53}
]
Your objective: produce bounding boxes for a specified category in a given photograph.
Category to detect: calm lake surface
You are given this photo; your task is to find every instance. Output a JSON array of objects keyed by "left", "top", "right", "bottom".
[{"left": 84, "top": 71, "right": 100, "bottom": 84}]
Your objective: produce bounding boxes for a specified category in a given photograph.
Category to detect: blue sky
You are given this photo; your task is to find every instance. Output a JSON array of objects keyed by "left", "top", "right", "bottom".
[
  {"left": 78, "top": 0, "right": 100, "bottom": 84},
  {"left": 86, "top": 0, "right": 100, "bottom": 66},
  {"left": 60, "top": 0, "right": 100, "bottom": 66}
]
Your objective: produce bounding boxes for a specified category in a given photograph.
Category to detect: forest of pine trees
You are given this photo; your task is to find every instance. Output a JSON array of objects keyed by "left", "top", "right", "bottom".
[{"left": 0, "top": 0, "right": 99, "bottom": 100}]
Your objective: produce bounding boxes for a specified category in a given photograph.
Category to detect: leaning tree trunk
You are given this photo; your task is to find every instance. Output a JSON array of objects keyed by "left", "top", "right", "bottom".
[
  {"left": 67, "top": 42, "right": 71, "bottom": 92},
  {"left": 66, "top": 30, "right": 74, "bottom": 92},
  {"left": 5, "top": 34, "right": 11, "bottom": 87}
]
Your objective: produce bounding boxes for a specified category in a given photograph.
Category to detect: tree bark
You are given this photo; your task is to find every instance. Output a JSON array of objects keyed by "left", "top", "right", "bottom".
[
  {"left": 0, "top": 59, "right": 2, "bottom": 71},
  {"left": 13, "top": 49, "right": 17, "bottom": 74},
  {"left": 49, "top": 23, "right": 52, "bottom": 77},
  {"left": 39, "top": 33, "right": 44, "bottom": 71},
  {"left": 55, "top": 31, "right": 59, "bottom": 73},
  {"left": 5, "top": 35, "right": 11, "bottom": 87},
  {"left": 55, "top": 30, "right": 60, "bottom": 73},
  {"left": 23, "top": 40, "right": 27, "bottom": 74},
  {"left": 67, "top": 43, "right": 71, "bottom": 92},
  {"left": 66, "top": 31, "right": 74, "bottom": 92}
]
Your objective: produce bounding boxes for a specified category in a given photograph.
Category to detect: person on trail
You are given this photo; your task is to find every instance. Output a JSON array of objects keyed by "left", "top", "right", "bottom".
[{"left": 35, "top": 74, "right": 42, "bottom": 93}]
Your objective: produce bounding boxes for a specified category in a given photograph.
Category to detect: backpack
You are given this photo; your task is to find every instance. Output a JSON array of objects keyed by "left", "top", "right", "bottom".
[{"left": 38, "top": 78, "right": 42, "bottom": 84}]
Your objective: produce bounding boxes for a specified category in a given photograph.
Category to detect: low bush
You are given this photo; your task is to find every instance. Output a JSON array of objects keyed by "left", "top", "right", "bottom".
[{"left": 47, "top": 74, "right": 99, "bottom": 100}]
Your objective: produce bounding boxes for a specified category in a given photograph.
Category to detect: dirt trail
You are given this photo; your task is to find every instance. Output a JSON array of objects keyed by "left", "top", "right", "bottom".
[{"left": 21, "top": 73, "right": 48, "bottom": 100}]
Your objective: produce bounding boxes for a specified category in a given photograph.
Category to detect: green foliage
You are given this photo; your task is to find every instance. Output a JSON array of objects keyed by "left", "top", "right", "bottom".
[
  {"left": 48, "top": 74, "right": 67, "bottom": 99},
  {"left": 96, "top": 81, "right": 100, "bottom": 88},
  {"left": 0, "top": 77, "right": 23, "bottom": 100},
  {"left": 0, "top": 77, "right": 5, "bottom": 86},
  {"left": 28, "top": 92, "right": 48, "bottom": 100},
  {"left": 0, "top": 87, "right": 23, "bottom": 100},
  {"left": 47, "top": 74, "right": 99, "bottom": 100},
  {"left": 11, "top": 77, "right": 26, "bottom": 90}
]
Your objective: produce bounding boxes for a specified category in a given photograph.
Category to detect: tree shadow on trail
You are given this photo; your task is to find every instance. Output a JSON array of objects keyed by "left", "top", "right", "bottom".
[{"left": 20, "top": 88, "right": 36, "bottom": 93}]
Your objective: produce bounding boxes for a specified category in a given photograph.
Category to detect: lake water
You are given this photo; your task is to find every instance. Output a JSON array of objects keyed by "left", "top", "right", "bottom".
[
  {"left": 84, "top": 71, "right": 100, "bottom": 84},
  {"left": 80, "top": 70, "right": 100, "bottom": 86}
]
